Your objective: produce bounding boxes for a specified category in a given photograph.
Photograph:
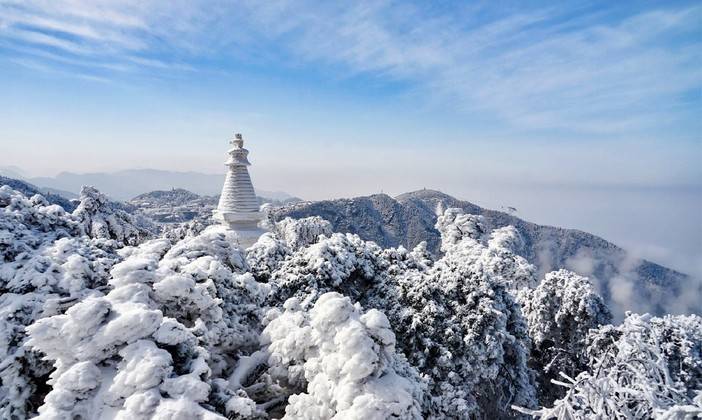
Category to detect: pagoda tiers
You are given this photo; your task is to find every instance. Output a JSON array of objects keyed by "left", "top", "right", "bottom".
[{"left": 213, "top": 133, "right": 265, "bottom": 247}]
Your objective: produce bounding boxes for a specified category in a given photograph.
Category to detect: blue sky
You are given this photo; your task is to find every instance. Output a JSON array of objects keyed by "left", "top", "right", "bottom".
[
  {"left": 1, "top": 0, "right": 700, "bottom": 186},
  {"left": 0, "top": 1, "right": 701, "bottom": 273}
]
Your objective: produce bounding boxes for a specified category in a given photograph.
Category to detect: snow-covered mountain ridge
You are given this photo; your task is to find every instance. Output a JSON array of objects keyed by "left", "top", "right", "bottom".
[{"left": 274, "top": 189, "right": 696, "bottom": 319}]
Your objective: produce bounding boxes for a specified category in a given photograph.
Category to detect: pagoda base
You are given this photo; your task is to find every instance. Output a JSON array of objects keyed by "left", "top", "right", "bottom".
[{"left": 213, "top": 210, "right": 266, "bottom": 249}]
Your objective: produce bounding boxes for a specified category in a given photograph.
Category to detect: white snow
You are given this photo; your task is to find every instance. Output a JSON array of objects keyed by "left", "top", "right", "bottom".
[{"left": 1, "top": 184, "right": 700, "bottom": 419}]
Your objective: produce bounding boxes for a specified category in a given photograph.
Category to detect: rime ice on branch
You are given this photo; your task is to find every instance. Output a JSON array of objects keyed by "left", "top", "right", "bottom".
[{"left": 213, "top": 133, "right": 265, "bottom": 248}]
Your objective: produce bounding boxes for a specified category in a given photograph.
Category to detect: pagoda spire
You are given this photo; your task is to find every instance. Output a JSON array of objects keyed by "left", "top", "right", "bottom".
[{"left": 213, "top": 133, "right": 265, "bottom": 247}]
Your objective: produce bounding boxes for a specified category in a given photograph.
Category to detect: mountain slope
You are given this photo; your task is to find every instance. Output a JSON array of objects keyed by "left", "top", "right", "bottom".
[
  {"left": 0, "top": 176, "right": 77, "bottom": 211},
  {"left": 131, "top": 188, "right": 205, "bottom": 206},
  {"left": 273, "top": 189, "right": 696, "bottom": 318}
]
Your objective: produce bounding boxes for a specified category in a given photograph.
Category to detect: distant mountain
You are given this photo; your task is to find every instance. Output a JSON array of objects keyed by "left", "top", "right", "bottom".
[
  {"left": 131, "top": 188, "right": 205, "bottom": 206},
  {"left": 0, "top": 167, "right": 79, "bottom": 201},
  {"left": 0, "top": 176, "right": 77, "bottom": 211},
  {"left": 27, "top": 169, "right": 300, "bottom": 202},
  {"left": 0, "top": 166, "right": 28, "bottom": 180},
  {"left": 273, "top": 189, "right": 697, "bottom": 318},
  {"left": 29, "top": 169, "right": 224, "bottom": 200},
  {"left": 42, "top": 187, "right": 79, "bottom": 200},
  {"left": 129, "top": 188, "right": 217, "bottom": 223}
]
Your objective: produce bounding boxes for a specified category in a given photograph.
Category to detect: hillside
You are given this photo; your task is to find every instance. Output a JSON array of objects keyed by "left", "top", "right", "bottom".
[
  {"left": 129, "top": 188, "right": 218, "bottom": 223},
  {"left": 273, "top": 189, "right": 694, "bottom": 318},
  {"left": 0, "top": 175, "right": 77, "bottom": 211}
]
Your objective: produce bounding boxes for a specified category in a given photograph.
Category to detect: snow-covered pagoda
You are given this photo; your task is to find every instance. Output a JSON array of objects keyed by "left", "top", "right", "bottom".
[{"left": 213, "top": 133, "right": 265, "bottom": 247}]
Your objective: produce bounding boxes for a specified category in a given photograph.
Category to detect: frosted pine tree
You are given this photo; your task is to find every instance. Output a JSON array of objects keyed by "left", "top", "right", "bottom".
[
  {"left": 374, "top": 209, "right": 538, "bottom": 418},
  {"left": 516, "top": 313, "right": 702, "bottom": 418},
  {"left": 518, "top": 269, "right": 612, "bottom": 404}
]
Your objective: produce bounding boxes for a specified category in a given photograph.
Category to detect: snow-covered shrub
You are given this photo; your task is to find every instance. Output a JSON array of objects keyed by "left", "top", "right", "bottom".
[
  {"left": 435, "top": 208, "right": 537, "bottom": 290},
  {"left": 0, "top": 186, "right": 80, "bottom": 263},
  {"left": 261, "top": 292, "right": 425, "bottom": 419},
  {"left": 519, "top": 269, "right": 612, "bottom": 404},
  {"left": 246, "top": 232, "right": 289, "bottom": 282},
  {"left": 274, "top": 216, "right": 332, "bottom": 251},
  {"left": 2, "top": 236, "right": 120, "bottom": 295},
  {"left": 72, "top": 186, "right": 154, "bottom": 245},
  {"left": 517, "top": 313, "right": 702, "bottom": 418},
  {"left": 155, "top": 226, "right": 261, "bottom": 372},
  {"left": 265, "top": 231, "right": 389, "bottom": 305},
  {"left": 25, "top": 225, "right": 268, "bottom": 419},
  {"left": 161, "top": 217, "right": 213, "bottom": 243},
  {"left": 0, "top": 186, "right": 124, "bottom": 418},
  {"left": 246, "top": 217, "right": 334, "bottom": 283},
  {"left": 0, "top": 293, "right": 54, "bottom": 418}
]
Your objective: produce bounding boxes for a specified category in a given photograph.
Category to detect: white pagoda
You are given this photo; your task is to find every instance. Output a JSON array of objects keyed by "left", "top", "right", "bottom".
[{"left": 213, "top": 133, "right": 265, "bottom": 247}]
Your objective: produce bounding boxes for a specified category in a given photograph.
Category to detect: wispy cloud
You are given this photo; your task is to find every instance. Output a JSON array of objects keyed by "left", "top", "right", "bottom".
[
  {"left": 0, "top": 0, "right": 196, "bottom": 74},
  {"left": 231, "top": 2, "right": 701, "bottom": 134},
  {"left": 1, "top": 0, "right": 699, "bottom": 134}
]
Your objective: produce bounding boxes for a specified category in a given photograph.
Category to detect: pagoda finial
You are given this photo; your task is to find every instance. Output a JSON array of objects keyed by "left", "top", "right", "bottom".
[{"left": 231, "top": 133, "right": 244, "bottom": 148}]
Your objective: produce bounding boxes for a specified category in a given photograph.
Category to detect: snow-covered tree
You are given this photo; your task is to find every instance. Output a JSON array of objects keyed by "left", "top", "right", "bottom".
[
  {"left": 0, "top": 186, "right": 80, "bottom": 264},
  {"left": 5, "top": 181, "right": 699, "bottom": 420},
  {"left": 261, "top": 292, "right": 425, "bottom": 419},
  {"left": 372, "top": 209, "right": 538, "bottom": 418},
  {"left": 274, "top": 216, "right": 332, "bottom": 251},
  {"left": 516, "top": 313, "right": 702, "bottom": 419},
  {"left": 519, "top": 269, "right": 612, "bottom": 404},
  {"left": 0, "top": 186, "right": 124, "bottom": 418},
  {"left": 265, "top": 232, "right": 387, "bottom": 305},
  {"left": 72, "top": 186, "right": 154, "bottom": 245},
  {"left": 25, "top": 225, "right": 268, "bottom": 419},
  {"left": 161, "top": 217, "right": 213, "bottom": 243},
  {"left": 256, "top": 209, "right": 538, "bottom": 418},
  {"left": 434, "top": 208, "right": 537, "bottom": 291},
  {"left": 246, "top": 217, "right": 333, "bottom": 283}
]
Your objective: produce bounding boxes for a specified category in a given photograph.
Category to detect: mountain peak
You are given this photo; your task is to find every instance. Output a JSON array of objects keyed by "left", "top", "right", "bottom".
[{"left": 395, "top": 189, "right": 456, "bottom": 202}]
